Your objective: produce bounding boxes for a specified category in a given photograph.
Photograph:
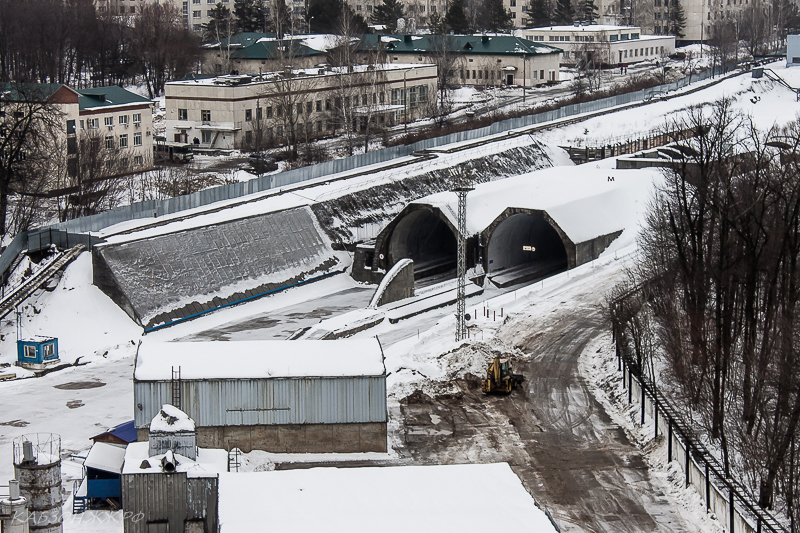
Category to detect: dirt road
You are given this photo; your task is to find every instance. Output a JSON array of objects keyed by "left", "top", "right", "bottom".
[{"left": 397, "top": 301, "right": 697, "bottom": 532}]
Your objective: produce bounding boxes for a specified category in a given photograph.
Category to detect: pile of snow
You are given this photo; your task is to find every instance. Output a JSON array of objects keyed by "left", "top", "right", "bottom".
[
  {"left": 218, "top": 463, "right": 558, "bottom": 532},
  {"left": 149, "top": 404, "right": 195, "bottom": 433}
]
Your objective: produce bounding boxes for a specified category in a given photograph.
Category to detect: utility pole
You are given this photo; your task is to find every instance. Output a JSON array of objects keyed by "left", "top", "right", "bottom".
[{"left": 454, "top": 186, "right": 473, "bottom": 342}]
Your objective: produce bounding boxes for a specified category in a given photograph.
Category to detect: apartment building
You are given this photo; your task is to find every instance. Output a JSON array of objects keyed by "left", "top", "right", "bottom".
[
  {"left": 1, "top": 83, "right": 154, "bottom": 190},
  {"left": 522, "top": 25, "right": 675, "bottom": 65},
  {"left": 164, "top": 63, "right": 437, "bottom": 150},
  {"left": 359, "top": 34, "right": 563, "bottom": 86},
  {"left": 202, "top": 34, "right": 327, "bottom": 74}
]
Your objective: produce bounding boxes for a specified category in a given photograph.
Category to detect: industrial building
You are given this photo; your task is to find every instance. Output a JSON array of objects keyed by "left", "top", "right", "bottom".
[
  {"left": 164, "top": 63, "right": 436, "bottom": 150},
  {"left": 133, "top": 339, "right": 388, "bottom": 453},
  {"left": 521, "top": 25, "right": 675, "bottom": 66},
  {"left": 359, "top": 34, "right": 563, "bottom": 86}
]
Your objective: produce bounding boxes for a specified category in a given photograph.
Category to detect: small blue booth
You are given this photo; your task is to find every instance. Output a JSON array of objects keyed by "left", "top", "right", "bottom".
[{"left": 16, "top": 336, "right": 59, "bottom": 368}]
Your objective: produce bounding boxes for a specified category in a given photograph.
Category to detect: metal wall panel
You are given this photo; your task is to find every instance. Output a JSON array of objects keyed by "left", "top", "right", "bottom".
[
  {"left": 122, "top": 473, "right": 218, "bottom": 533},
  {"left": 134, "top": 376, "right": 386, "bottom": 429}
]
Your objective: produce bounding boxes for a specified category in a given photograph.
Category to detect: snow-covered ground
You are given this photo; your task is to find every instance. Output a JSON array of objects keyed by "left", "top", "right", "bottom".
[{"left": 1, "top": 60, "right": 798, "bottom": 532}]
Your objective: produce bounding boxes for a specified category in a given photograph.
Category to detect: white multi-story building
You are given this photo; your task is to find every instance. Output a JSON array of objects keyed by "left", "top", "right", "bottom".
[
  {"left": 522, "top": 25, "right": 675, "bottom": 65},
  {"left": 164, "top": 63, "right": 437, "bottom": 150}
]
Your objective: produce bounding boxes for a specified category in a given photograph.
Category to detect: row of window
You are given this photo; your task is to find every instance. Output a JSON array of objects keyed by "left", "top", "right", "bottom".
[
  {"left": 178, "top": 92, "right": 397, "bottom": 124},
  {"left": 103, "top": 133, "right": 144, "bottom": 149},
  {"left": 618, "top": 46, "right": 664, "bottom": 59},
  {"left": 83, "top": 113, "right": 142, "bottom": 130}
]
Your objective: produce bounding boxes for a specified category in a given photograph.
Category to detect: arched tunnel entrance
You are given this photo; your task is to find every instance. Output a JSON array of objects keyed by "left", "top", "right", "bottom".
[
  {"left": 386, "top": 208, "right": 458, "bottom": 282},
  {"left": 485, "top": 212, "right": 568, "bottom": 287}
]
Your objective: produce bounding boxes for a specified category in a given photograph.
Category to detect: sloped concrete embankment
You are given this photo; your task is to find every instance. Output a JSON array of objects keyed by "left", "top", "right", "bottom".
[
  {"left": 311, "top": 141, "right": 555, "bottom": 245},
  {"left": 93, "top": 206, "right": 341, "bottom": 330}
]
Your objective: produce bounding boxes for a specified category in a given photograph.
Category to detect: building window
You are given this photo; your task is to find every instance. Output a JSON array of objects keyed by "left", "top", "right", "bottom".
[
  {"left": 297, "top": 102, "right": 303, "bottom": 115},
  {"left": 105, "top": 136, "right": 114, "bottom": 149},
  {"left": 511, "top": 11, "right": 516, "bottom": 16},
  {"left": 325, "top": 99, "right": 331, "bottom": 111},
  {"left": 267, "top": 106, "right": 273, "bottom": 118},
  {"left": 246, "top": 109, "right": 252, "bottom": 121},
  {"left": 356, "top": 4, "right": 361, "bottom": 9},
  {"left": 193, "top": 10, "right": 201, "bottom": 17},
  {"left": 119, "top": 134, "right": 128, "bottom": 148},
  {"left": 431, "top": 4, "right": 435, "bottom": 11},
  {"left": 316, "top": 100, "right": 322, "bottom": 112},
  {"left": 366, "top": 4, "right": 372, "bottom": 10},
  {"left": 119, "top": 115, "right": 128, "bottom": 125},
  {"left": 23, "top": 345, "right": 36, "bottom": 359},
  {"left": 134, "top": 132, "right": 142, "bottom": 146},
  {"left": 307, "top": 101, "right": 313, "bottom": 114},
  {"left": 88, "top": 118, "right": 99, "bottom": 129},
  {"left": 80, "top": 120, "right": 84, "bottom": 130},
  {"left": 133, "top": 113, "right": 142, "bottom": 124},
  {"left": 202, "top": 130, "right": 213, "bottom": 143},
  {"left": 193, "top": 23, "right": 201, "bottom": 30},
  {"left": 66, "top": 120, "right": 76, "bottom": 134},
  {"left": 178, "top": 109, "right": 188, "bottom": 121},
  {"left": 201, "top": 110, "right": 211, "bottom": 121},
  {"left": 510, "top": 0, "right": 516, "bottom": 5},
  {"left": 134, "top": 155, "right": 143, "bottom": 166},
  {"left": 105, "top": 116, "right": 113, "bottom": 127}
]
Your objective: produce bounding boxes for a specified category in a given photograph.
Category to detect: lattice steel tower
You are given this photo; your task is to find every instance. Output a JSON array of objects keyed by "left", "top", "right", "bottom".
[{"left": 453, "top": 187, "right": 473, "bottom": 342}]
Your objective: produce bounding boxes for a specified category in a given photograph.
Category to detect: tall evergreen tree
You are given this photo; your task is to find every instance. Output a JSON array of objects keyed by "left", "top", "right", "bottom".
[
  {"left": 307, "top": 0, "right": 343, "bottom": 33},
  {"left": 372, "top": 0, "right": 405, "bottom": 32},
  {"left": 577, "top": 0, "right": 598, "bottom": 22},
  {"left": 481, "top": 0, "right": 513, "bottom": 31},
  {"left": 445, "top": 0, "right": 470, "bottom": 33},
  {"left": 667, "top": 0, "right": 686, "bottom": 38},
  {"left": 527, "top": 0, "right": 551, "bottom": 27},
  {"left": 234, "top": 0, "right": 266, "bottom": 32},
  {"left": 554, "top": 0, "right": 574, "bottom": 24},
  {"left": 203, "top": 4, "right": 234, "bottom": 42}
]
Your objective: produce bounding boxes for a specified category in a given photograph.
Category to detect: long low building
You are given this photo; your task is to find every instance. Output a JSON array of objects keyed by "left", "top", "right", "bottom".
[
  {"left": 133, "top": 339, "right": 387, "bottom": 453},
  {"left": 164, "top": 63, "right": 437, "bottom": 151},
  {"left": 522, "top": 25, "right": 675, "bottom": 66}
]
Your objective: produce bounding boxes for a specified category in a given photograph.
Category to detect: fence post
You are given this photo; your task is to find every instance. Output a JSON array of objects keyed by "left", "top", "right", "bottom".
[
  {"left": 685, "top": 441, "right": 691, "bottom": 487},
  {"left": 628, "top": 368, "right": 632, "bottom": 404},
  {"left": 729, "top": 489, "right": 735, "bottom": 533},
  {"left": 705, "top": 462, "right": 710, "bottom": 511},
  {"left": 641, "top": 383, "right": 646, "bottom": 425},
  {"left": 668, "top": 420, "right": 673, "bottom": 462},
  {"left": 654, "top": 402, "right": 658, "bottom": 438}
]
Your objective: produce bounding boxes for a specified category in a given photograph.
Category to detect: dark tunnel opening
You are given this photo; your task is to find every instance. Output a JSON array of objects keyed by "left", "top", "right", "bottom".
[
  {"left": 387, "top": 209, "right": 458, "bottom": 281},
  {"left": 486, "top": 213, "right": 568, "bottom": 287}
]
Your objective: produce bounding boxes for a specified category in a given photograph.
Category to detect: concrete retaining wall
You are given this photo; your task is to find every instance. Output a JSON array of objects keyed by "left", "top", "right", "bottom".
[{"left": 138, "top": 423, "right": 387, "bottom": 453}]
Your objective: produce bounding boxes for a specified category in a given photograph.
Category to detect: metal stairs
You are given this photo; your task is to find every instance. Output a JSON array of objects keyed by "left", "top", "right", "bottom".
[
  {"left": 0, "top": 244, "right": 85, "bottom": 321},
  {"left": 72, "top": 480, "right": 87, "bottom": 515}
]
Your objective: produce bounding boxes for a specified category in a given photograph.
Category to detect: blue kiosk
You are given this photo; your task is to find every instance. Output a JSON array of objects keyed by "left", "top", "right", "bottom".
[{"left": 16, "top": 336, "right": 59, "bottom": 369}]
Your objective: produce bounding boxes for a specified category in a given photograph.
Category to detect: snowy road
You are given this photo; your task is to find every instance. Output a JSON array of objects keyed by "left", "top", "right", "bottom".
[{"left": 395, "top": 263, "right": 702, "bottom": 532}]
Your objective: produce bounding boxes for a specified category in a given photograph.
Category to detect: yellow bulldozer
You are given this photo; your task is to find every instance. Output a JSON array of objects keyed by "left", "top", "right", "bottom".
[{"left": 481, "top": 357, "right": 525, "bottom": 394}]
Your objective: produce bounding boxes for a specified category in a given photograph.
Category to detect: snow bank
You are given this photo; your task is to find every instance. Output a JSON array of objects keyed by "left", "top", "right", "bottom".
[
  {"left": 149, "top": 404, "right": 195, "bottom": 433},
  {"left": 217, "top": 463, "right": 557, "bottom": 532},
  {"left": 134, "top": 338, "right": 385, "bottom": 381}
]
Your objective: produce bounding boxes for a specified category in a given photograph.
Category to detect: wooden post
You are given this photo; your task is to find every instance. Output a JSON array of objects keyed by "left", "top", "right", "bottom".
[
  {"left": 641, "top": 384, "right": 646, "bottom": 425},
  {"left": 729, "top": 489, "right": 735, "bottom": 533},
  {"left": 685, "top": 442, "right": 691, "bottom": 487},
  {"left": 705, "top": 463, "right": 710, "bottom": 511},
  {"left": 654, "top": 402, "right": 658, "bottom": 438}
]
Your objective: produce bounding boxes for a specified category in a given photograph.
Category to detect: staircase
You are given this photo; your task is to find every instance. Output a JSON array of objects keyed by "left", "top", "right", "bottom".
[
  {"left": 72, "top": 479, "right": 87, "bottom": 514},
  {"left": 0, "top": 244, "right": 85, "bottom": 321}
]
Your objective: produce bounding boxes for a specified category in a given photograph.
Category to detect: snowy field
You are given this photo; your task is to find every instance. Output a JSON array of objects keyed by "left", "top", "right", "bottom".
[{"left": 1, "top": 60, "right": 798, "bottom": 532}]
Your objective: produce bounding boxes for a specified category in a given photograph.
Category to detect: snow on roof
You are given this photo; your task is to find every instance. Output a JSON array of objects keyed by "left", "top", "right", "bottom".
[
  {"left": 91, "top": 420, "right": 138, "bottom": 443},
  {"left": 150, "top": 404, "right": 196, "bottom": 433},
  {"left": 122, "top": 441, "right": 227, "bottom": 477},
  {"left": 84, "top": 442, "right": 127, "bottom": 475},
  {"left": 218, "top": 463, "right": 557, "bottom": 532},
  {"left": 134, "top": 338, "right": 386, "bottom": 381},
  {"left": 415, "top": 165, "right": 661, "bottom": 243},
  {"left": 529, "top": 24, "right": 640, "bottom": 31}
]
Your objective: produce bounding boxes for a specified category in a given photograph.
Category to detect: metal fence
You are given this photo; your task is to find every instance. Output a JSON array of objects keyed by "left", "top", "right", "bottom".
[
  {"left": 612, "top": 323, "right": 787, "bottom": 533},
  {"left": 0, "top": 62, "right": 737, "bottom": 279}
]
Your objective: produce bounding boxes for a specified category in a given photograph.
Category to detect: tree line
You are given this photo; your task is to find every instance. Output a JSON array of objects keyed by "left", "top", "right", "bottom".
[
  {"left": 0, "top": 0, "right": 199, "bottom": 97},
  {"left": 613, "top": 98, "right": 800, "bottom": 527}
]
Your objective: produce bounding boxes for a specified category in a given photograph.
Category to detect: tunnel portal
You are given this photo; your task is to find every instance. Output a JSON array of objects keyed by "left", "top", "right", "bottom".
[
  {"left": 387, "top": 208, "right": 457, "bottom": 281},
  {"left": 486, "top": 213, "right": 568, "bottom": 286}
]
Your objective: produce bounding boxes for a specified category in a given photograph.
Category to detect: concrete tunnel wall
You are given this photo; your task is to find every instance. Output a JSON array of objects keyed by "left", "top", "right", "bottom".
[{"left": 367, "top": 204, "right": 622, "bottom": 283}]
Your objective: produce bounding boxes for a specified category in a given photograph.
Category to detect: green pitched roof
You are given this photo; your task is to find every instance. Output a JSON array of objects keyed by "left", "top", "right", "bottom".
[
  {"left": 230, "top": 39, "right": 323, "bottom": 60},
  {"left": 77, "top": 86, "right": 152, "bottom": 111},
  {"left": 0, "top": 82, "right": 70, "bottom": 102},
  {"left": 206, "top": 32, "right": 278, "bottom": 50},
  {"left": 359, "top": 34, "right": 562, "bottom": 56}
]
